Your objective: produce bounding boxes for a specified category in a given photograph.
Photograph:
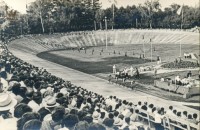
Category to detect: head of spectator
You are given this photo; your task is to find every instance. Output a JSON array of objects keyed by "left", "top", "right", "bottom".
[
  {"left": 0, "top": 93, "right": 17, "bottom": 117},
  {"left": 103, "top": 118, "right": 114, "bottom": 128},
  {"left": 88, "top": 123, "right": 106, "bottom": 130},
  {"left": 114, "top": 111, "right": 119, "bottom": 117},
  {"left": 108, "top": 113, "right": 114, "bottom": 119},
  {"left": 92, "top": 110, "right": 100, "bottom": 122},
  {"left": 52, "top": 106, "right": 65, "bottom": 122},
  {"left": 99, "top": 112, "right": 105, "bottom": 119},
  {"left": 177, "top": 112, "right": 181, "bottom": 117},
  {"left": 62, "top": 114, "right": 79, "bottom": 129},
  {"left": 70, "top": 108, "right": 78, "bottom": 115},
  {"left": 22, "top": 119, "right": 42, "bottom": 130},
  {"left": 32, "top": 91, "right": 42, "bottom": 105},
  {"left": 149, "top": 104, "right": 154, "bottom": 108},
  {"left": 74, "top": 121, "right": 89, "bottom": 130},
  {"left": 188, "top": 114, "right": 192, "bottom": 119},
  {"left": 138, "top": 101, "right": 141, "bottom": 106},
  {"left": 43, "top": 96, "right": 59, "bottom": 111},
  {"left": 118, "top": 114, "right": 124, "bottom": 120},
  {"left": 17, "top": 112, "right": 40, "bottom": 130},
  {"left": 152, "top": 107, "right": 156, "bottom": 113},
  {"left": 77, "top": 110, "right": 87, "bottom": 121},
  {"left": 193, "top": 113, "right": 198, "bottom": 120},
  {"left": 173, "top": 110, "right": 177, "bottom": 115},
  {"left": 141, "top": 105, "right": 147, "bottom": 110},
  {"left": 11, "top": 82, "right": 21, "bottom": 95},
  {"left": 14, "top": 103, "right": 32, "bottom": 118},
  {"left": 169, "top": 106, "right": 173, "bottom": 110},
  {"left": 183, "top": 111, "right": 187, "bottom": 117},
  {"left": 125, "top": 117, "right": 130, "bottom": 125},
  {"left": 83, "top": 114, "right": 93, "bottom": 124},
  {"left": 38, "top": 107, "right": 51, "bottom": 121}
]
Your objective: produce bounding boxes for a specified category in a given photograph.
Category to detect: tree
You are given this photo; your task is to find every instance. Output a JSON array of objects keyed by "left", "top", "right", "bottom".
[{"left": 138, "top": 0, "right": 161, "bottom": 28}]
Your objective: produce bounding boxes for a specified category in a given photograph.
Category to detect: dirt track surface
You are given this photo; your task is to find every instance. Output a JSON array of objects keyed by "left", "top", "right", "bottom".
[{"left": 8, "top": 42, "right": 199, "bottom": 114}]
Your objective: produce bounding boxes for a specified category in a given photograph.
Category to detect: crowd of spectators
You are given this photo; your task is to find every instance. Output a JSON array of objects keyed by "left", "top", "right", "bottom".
[{"left": 0, "top": 43, "right": 199, "bottom": 130}]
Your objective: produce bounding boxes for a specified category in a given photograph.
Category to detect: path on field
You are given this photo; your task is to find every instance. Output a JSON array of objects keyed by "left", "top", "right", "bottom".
[{"left": 8, "top": 46, "right": 199, "bottom": 114}]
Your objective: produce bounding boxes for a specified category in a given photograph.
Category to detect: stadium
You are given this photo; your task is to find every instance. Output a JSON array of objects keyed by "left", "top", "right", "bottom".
[{"left": 0, "top": 0, "right": 200, "bottom": 130}]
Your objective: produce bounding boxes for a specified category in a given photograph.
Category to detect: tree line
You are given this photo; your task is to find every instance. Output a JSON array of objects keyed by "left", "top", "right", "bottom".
[{"left": 0, "top": 0, "right": 199, "bottom": 38}]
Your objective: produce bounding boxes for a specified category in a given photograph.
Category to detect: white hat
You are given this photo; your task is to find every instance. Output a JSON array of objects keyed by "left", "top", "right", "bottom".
[
  {"left": 92, "top": 111, "right": 100, "bottom": 120},
  {"left": 0, "top": 93, "right": 17, "bottom": 111},
  {"left": 114, "top": 118, "right": 123, "bottom": 126},
  {"left": 43, "top": 96, "right": 59, "bottom": 108}
]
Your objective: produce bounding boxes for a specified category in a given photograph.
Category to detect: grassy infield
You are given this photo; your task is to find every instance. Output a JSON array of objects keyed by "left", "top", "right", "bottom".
[{"left": 37, "top": 44, "right": 200, "bottom": 103}]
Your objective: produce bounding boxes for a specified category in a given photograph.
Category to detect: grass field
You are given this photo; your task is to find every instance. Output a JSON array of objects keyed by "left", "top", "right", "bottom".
[{"left": 38, "top": 44, "right": 199, "bottom": 74}]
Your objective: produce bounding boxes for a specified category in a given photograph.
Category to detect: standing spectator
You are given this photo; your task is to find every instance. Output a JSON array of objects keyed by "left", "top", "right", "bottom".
[
  {"left": 154, "top": 68, "right": 157, "bottom": 77},
  {"left": 108, "top": 74, "right": 112, "bottom": 83},
  {"left": 113, "top": 65, "right": 117, "bottom": 74},
  {"left": 5, "top": 61, "right": 11, "bottom": 73},
  {"left": 130, "top": 66, "right": 134, "bottom": 77},
  {"left": 135, "top": 68, "right": 140, "bottom": 79},
  {"left": 0, "top": 79, "right": 3, "bottom": 93},
  {"left": 187, "top": 71, "right": 192, "bottom": 78}
]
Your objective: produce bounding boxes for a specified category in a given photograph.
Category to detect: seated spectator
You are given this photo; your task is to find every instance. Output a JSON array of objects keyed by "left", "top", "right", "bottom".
[
  {"left": 14, "top": 103, "right": 32, "bottom": 118},
  {"left": 83, "top": 114, "right": 93, "bottom": 124},
  {"left": 130, "top": 109, "right": 140, "bottom": 122},
  {"left": 88, "top": 122, "right": 106, "bottom": 130},
  {"left": 38, "top": 107, "right": 51, "bottom": 121},
  {"left": 0, "top": 93, "right": 17, "bottom": 119},
  {"left": 62, "top": 114, "right": 79, "bottom": 130},
  {"left": 74, "top": 121, "right": 89, "bottom": 130},
  {"left": 191, "top": 113, "right": 199, "bottom": 124},
  {"left": 28, "top": 91, "right": 43, "bottom": 112},
  {"left": 187, "top": 71, "right": 192, "bottom": 78},
  {"left": 120, "top": 117, "right": 131, "bottom": 129},
  {"left": 41, "top": 106, "right": 65, "bottom": 130},
  {"left": 166, "top": 106, "right": 173, "bottom": 116},
  {"left": 103, "top": 118, "right": 114, "bottom": 129},
  {"left": 22, "top": 119, "right": 42, "bottom": 130},
  {"left": 17, "top": 112, "right": 41, "bottom": 130}
]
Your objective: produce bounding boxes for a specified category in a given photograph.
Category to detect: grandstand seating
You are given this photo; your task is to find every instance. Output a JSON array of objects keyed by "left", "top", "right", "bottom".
[{"left": 8, "top": 30, "right": 199, "bottom": 55}]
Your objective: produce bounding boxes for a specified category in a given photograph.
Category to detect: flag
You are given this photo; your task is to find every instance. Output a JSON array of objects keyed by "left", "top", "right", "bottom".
[
  {"left": 114, "top": 0, "right": 117, "bottom": 4},
  {"left": 108, "top": 0, "right": 117, "bottom": 4},
  {"left": 177, "top": 5, "right": 183, "bottom": 15}
]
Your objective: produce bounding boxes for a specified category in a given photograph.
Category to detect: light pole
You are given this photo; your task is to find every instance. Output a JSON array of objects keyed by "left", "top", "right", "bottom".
[
  {"left": 150, "top": 38, "right": 152, "bottom": 62},
  {"left": 142, "top": 35, "right": 145, "bottom": 58},
  {"left": 105, "top": 16, "right": 108, "bottom": 49}
]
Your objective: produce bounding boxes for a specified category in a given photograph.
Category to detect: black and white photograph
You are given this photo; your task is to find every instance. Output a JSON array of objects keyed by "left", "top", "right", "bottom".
[{"left": 0, "top": 0, "right": 199, "bottom": 130}]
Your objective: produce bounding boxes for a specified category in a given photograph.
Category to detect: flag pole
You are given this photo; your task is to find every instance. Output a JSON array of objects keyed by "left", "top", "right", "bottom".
[
  {"left": 112, "top": 3, "right": 114, "bottom": 30},
  {"left": 180, "top": 5, "right": 183, "bottom": 57}
]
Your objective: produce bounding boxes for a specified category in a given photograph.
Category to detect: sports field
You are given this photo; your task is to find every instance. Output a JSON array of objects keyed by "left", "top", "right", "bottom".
[{"left": 37, "top": 43, "right": 199, "bottom": 102}]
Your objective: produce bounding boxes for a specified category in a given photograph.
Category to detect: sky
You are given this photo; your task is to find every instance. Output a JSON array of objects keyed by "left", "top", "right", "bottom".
[{"left": 2, "top": 0, "right": 199, "bottom": 14}]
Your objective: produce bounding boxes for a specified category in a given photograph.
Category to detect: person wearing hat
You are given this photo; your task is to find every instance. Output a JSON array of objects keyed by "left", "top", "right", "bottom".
[
  {"left": 0, "top": 77, "right": 8, "bottom": 92},
  {"left": 42, "top": 96, "right": 60, "bottom": 112},
  {"left": 92, "top": 110, "right": 100, "bottom": 123},
  {"left": 5, "top": 61, "right": 11, "bottom": 74},
  {"left": 0, "top": 93, "right": 18, "bottom": 130},
  {"left": 0, "top": 92, "right": 17, "bottom": 117}
]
